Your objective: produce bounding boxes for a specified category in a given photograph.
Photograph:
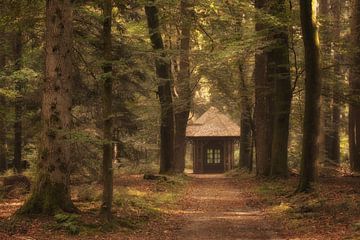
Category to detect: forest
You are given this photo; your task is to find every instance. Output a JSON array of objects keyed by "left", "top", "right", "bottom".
[{"left": 0, "top": 0, "right": 360, "bottom": 239}]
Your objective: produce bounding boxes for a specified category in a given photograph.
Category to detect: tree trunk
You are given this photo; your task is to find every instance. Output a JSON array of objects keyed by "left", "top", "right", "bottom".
[
  {"left": 19, "top": 0, "right": 76, "bottom": 214},
  {"left": 319, "top": 0, "right": 341, "bottom": 165},
  {"left": 0, "top": 41, "right": 6, "bottom": 173},
  {"left": 145, "top": 3, "right": 175, "bottom": 174},
  {"left": 268, "top": 0, "right": 292, "bottom": 177},
  {"left": 328, "top": 0, "right": 341, "bottom": 165},
  {"left": 239, "top": 63, "right": 252, "bottom": 170},
  {"left": 349, "top": 0, "right": 360, "bottom": 172},
  {"left": 174, "top": 0, "right": 193, "bottom": 173},
  {"left": 254, "top": 0, "right": 271, "bottom": 177},
  {"left": 100, "top": 0, "right": 113, "bottom": 221},
  {"left": 298, "top": 0, "right": 322, "bottom": 192},
  {"left": 319, "top": 0, "right": 331, "bottom": 165},
  {"left": 13, "top": 31, "right": 23, "bottom": 173}
]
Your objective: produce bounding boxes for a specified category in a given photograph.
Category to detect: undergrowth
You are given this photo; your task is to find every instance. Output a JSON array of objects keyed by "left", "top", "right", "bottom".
[
  {"left": 254, "top": 176, "right": 360, "bottom": 239},
  {"left": 73, "top": 174, "right": 188, "bottom": 235}
]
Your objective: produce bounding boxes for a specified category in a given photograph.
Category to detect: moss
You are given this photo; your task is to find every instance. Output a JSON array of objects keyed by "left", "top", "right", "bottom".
[{"left": 17, "top": 174, "right": 76, "bottom": 215}]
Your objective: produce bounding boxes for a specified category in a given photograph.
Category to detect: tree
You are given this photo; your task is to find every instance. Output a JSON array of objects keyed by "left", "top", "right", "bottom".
[
  {"left": 268, "top": 0, "right": 292, "bottom": 177},
  {"left": 328, "top": 0, "right": 341, "bottom": 165},
  {"left": 298, "top": 0, "right": 322, "bottom": 192},
  {"left": 174, "top": 0, "right": 194, "bottom": 173},
  {"left": 145, "top": 2, "right": 175, "bottom": 174},
  {"left": 19, "top": 0, "right": 76, "bottom": 214},
  {"left": 349, "top": 0, "right": 360, "bottom": 172},
  {"left": 12, "top": 31, "right": 23, "bottom": 173},
  {"left": 254, "top": 0, "right": 272, "bottom": 177},
  {"left": 0, "top": 36, "right": 6, "bottom": 172},
  {"left": 100, "top": 0, "right": 114, "bottom": 221},
  {"left": 319, "top": 0, "right": 341, "bottom": 165},
  {"left": 239, "top": 62, "right": 253, "bottom": 171}
]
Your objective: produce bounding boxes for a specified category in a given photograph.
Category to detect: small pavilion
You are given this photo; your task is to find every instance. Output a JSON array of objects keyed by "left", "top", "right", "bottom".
[{"left": 186, "top": 107, "right": 240, "bottom": 173}]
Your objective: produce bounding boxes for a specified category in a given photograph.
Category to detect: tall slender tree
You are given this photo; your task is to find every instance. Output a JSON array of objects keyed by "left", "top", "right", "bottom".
[
  {"left": 239, "top": 62, "right": 253, "bottom": 171},
  {"left": 298, "top": 0, "right": 322, "bottom": 192},
  {"left": 319, "top": 0, "right": 341, "bottom": 165},
  {"left": 19, "top": 0, "right": 76, "bottom": 214},
  {"left": 145, "top": 2, "right": 175, "bottom": 174},
  {"left": 100, "top": 0, "right": 114, "bottom": 221},
  {"left": 328, "top": 0, "right": 341, "bottom": 164},
  {"left": 0, "top": 36, "right": 6, "bottom": 172},
  {"left": 174, "top": 0, "right": 194, "bottom": 173},
  {"left": 12, "top": 31, "right": 23, "bottom": 173},
  {"left": 349, "top": 0, "right": 360, "bottom": 172}
]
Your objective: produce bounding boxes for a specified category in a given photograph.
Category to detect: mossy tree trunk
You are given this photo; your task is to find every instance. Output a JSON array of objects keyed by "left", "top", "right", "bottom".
[
  {"left": 145, "top": 3, "right": 175, "bottom": 174},
  {"left": 174, "top": 0, "right": 194, "bottom": 173},
  {"left": 100, "top": 0, "right": 114, "bottom": 222},
  {"left": 298, "top": 0, "right": 322, "bottom": 192},
  {"left": 349, "top": 0, "right": 360, "bottom": 172},
  {"left": 12, "top": 31, "right": 23, "bottom": 173},
  {"left": 254, "top": 0, "right": 272, "bottom": 177},
  {"left": 19, "top": 0, "right": 76, "bottom": 214},
  {"left": 268, "top": 0, "right": 292, "bottom": 178}
]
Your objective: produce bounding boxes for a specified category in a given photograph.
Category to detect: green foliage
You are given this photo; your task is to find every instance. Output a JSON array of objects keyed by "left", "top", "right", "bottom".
[{"left": 54, "top": 213, "right": 81, "bottom": 235}]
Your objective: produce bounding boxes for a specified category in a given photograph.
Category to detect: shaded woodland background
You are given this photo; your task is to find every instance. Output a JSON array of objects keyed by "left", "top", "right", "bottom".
[{"left": 0, "top": 0, "right": 359, "bottom": 238}]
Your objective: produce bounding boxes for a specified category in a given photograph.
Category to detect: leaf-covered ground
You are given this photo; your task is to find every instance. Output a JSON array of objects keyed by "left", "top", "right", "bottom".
[{"left": 0, "top": 172, "right": 360, "bottom": 239}]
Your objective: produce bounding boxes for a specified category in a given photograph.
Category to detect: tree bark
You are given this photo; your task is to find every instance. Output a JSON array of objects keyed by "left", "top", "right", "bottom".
[
  {"left": 254, "top": 0, "right": 271, "bottom": 177},
  {"left": 0, "top": 40, "right": 6, "bottom": 173},
  {"left": 145, "top": 3, "right": 175, "bottom": 174},
  {"left": 239, "top": 63, "right": 253, "bottom": 171},
  {"left": 12, "top": 31, "right": 23, "bottom": 173},
  {"left": 100, "top": 0, "right": 113, "bottom": 221},
  {"left": 349, "top": 0, "right": 360, "bottom": 172},
  {"left": 174, "top": 0, "right": 193, "bottom": 173},
  {"left": 319, "top": 0, "right": 341, "bottom": 165},
  {"left": 19, "top": 0, "right": 76, "bottom": 214},
  {"left": 298, "top": 0, "right": 322, "bottom": 192},
  {"left": 268, "top": 0, "right": 292, "bottom": 177},
  {"left": 328, "top": 0, "right": 341, "bottom": 165}
]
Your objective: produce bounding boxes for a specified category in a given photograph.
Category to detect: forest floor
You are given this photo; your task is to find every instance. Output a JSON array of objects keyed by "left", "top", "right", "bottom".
[{"left": 0, "top": 171, "right": 360, "bottom": 239}]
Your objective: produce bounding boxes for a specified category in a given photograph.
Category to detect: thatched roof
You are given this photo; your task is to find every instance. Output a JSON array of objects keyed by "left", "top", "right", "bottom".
[{"left": 186, "top": 107, "right": 240, "bottom": 138}]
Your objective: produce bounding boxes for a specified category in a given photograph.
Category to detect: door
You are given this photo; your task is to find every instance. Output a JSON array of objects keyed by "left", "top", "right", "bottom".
[{"left": 204, "top": 143, "right": 224, "bottom": 173}]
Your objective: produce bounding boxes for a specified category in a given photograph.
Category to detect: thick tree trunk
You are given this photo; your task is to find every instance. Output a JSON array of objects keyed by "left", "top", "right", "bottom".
[
  {"left": 19, "top": 0, "right": 76, "bottom": 214},
  {"left": 100, "top": 0, "right": 113, "bottom": 221},
  {"left": 298, "top": 0, "right": 322, "bottom": 192},
  {"left": 239, "top": 63, "right": 252, "bottom": 170},
  {"left": 254, "top": 0, "right": 271, "bottom": 177},
  {"left": 174, "top": 0, "right": 193, "bottom": 173},
  {"left": 145, "top": 3, "right": 175, "bottom": 174},
  {"left": 0, "top": 43, "right": 6, "bottom": 172},
  {"left": 268, "top": 0, "right": 292, "bottom": 177},
  {"left": 349, "top": 0, "right": 360, "bottom": 172}
]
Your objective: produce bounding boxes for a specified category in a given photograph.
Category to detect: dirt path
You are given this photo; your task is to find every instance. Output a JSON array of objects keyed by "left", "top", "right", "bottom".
[{"left": 173, "top": 174, "right": 282, "bottom": 240}]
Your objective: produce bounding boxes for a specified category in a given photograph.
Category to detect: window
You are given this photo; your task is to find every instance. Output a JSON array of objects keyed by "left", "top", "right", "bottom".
[
  {"left": 207, "top": 148, "right": 221, "bottom": 164},
  {"left": 214, "top": 149, "right": 221, "bottom": 163},
  {"left": 207, "top": 149, "right": 214, "bottom": 164}
]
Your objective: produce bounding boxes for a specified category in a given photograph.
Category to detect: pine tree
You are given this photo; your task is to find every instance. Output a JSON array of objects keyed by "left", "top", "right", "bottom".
[{"left": 19, "top": 0, "right": 76, "bottom": 214}]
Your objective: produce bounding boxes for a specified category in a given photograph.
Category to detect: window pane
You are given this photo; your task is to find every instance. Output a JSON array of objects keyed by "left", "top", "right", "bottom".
[
  {"left": 214, "top": 149, "right": 220, "bottom": 163},
  {"left": 207, "top": 149, "right": 213, "bottom": 163}
]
